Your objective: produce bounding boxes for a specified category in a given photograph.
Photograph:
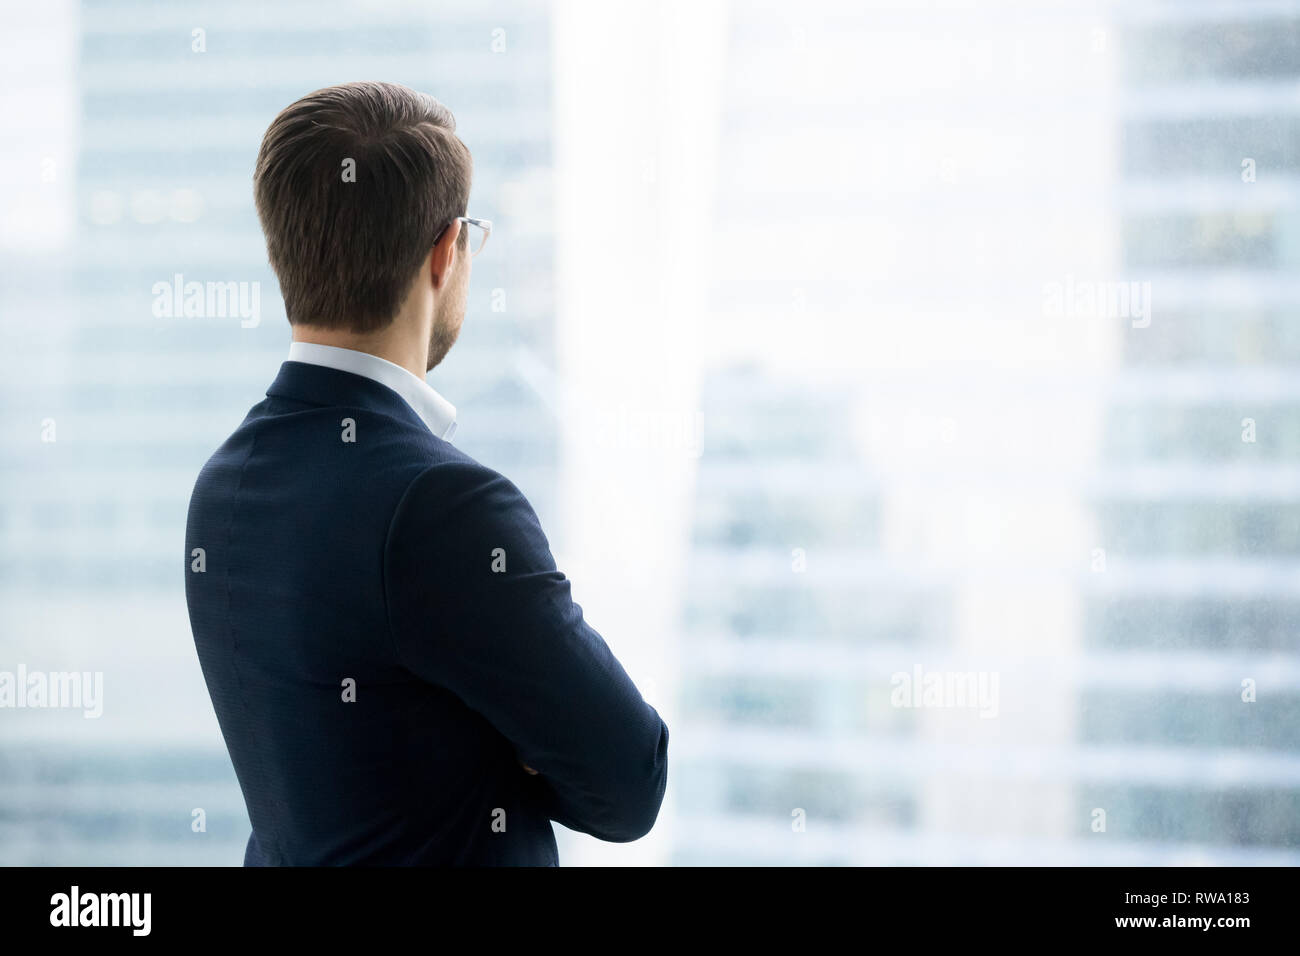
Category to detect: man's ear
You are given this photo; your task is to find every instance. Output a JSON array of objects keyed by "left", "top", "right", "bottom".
[{"left": 429, "top": 220, "right": 461, "bottom": 290}]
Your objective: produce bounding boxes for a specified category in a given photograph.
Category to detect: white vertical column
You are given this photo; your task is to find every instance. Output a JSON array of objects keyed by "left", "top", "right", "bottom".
[{"left": 551, "top": 0, "right": 729, "bottom": 865}]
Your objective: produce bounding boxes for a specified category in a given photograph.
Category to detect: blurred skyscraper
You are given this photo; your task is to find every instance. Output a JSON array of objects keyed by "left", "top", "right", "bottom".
[
  {"left": 670, "top": 1, "right": 1300, "bottom": 864},
  {"left": 1075, "top": 6, "right": 1300, "bottom": 856}
]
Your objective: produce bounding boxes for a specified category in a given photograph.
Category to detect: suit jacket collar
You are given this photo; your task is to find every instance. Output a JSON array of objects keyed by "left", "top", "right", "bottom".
[
  {"left": 283, "top": 342, "right": 458, "bottom": 440},
  {"left": 266, "top": 360, "right": 436, "bottom": 436}
]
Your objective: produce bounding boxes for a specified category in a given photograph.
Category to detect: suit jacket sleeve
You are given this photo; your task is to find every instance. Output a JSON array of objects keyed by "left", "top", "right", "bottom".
[{"left": 384, "top": 460, "right": 669, "bottom": 842}]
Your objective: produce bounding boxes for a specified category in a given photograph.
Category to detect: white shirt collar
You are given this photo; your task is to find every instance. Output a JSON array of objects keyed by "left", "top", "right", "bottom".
[{"left": 287, "top": 341, "right": 458, "bottom": 441}]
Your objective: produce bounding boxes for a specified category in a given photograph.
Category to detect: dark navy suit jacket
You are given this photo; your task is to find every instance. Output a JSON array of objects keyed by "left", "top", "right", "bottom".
[{"left": 184, "top": 360, "right": 669, "bottom": 865}]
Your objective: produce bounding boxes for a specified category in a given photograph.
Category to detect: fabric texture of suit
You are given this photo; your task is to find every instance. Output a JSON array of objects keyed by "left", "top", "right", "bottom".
[{"left": 185, "top": 360, "right": 669, "bottom": 865}]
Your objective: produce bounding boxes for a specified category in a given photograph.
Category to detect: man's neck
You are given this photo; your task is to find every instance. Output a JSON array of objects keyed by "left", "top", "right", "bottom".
[{"left": 290, "top": 321, "right": 427, "bottom": 380}]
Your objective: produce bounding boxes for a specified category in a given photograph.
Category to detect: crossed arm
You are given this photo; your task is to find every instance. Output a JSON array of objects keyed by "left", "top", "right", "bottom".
[{"left": 384, "top": 460, "right": 669, "bottom": 842}]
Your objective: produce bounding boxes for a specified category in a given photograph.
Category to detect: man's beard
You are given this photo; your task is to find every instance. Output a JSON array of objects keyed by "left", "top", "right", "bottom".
[
  {"left": 426, "top": 311, "right": 460, "bottom": 372},
  {"left": 425, "top": 264, "right": 468, "bottom": 372}
]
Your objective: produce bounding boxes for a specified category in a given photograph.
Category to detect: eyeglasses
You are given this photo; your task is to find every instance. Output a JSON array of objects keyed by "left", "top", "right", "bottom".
[{"left": 437, "top": 215, "right": 491, "bottom": 258}]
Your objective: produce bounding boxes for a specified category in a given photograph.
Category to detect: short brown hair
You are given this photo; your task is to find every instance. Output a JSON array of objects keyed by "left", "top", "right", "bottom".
[{"left": 253, "top": 81, "right": 472, "bottom": 332}]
